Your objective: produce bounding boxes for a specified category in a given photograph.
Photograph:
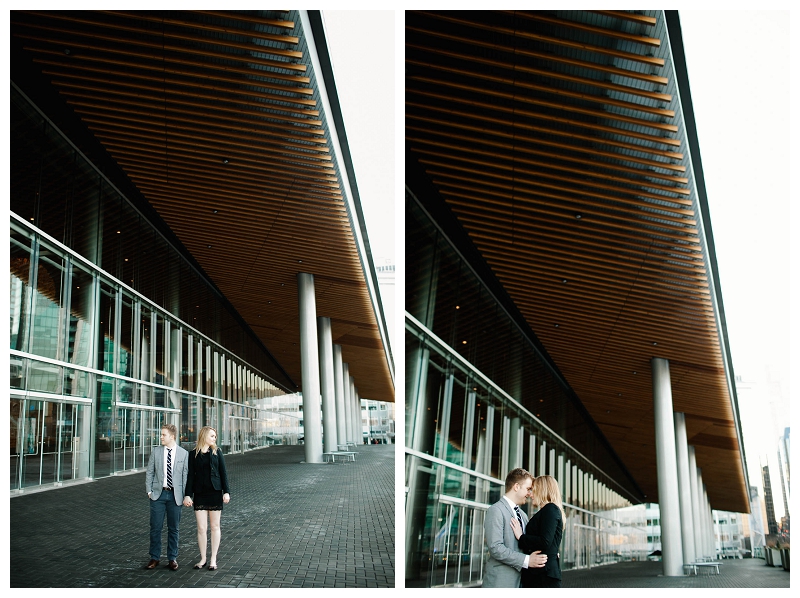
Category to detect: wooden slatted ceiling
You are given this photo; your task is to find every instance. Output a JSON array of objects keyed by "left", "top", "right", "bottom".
[
  {"left": 407, "top": 10, "right": 746, "bottom": 511},
  {"left": 12, "top": 10, "right": 393, "bottom": 402}
]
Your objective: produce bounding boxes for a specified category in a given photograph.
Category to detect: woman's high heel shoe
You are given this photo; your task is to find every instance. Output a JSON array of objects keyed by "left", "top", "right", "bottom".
[
  {"left": 208, "top": 563, "right": 218, "bottom": 571},
  {"left": 193, "top": 562, "right": 206, "bottom": 569}
]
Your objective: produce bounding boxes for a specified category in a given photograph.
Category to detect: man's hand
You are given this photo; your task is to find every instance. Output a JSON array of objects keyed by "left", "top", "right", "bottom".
[
  {"left": 530, "top": 550, "right": 548, "bottom": 568},
  {"left": 509, "top": 517, "right": 523, "bottom": 540}
]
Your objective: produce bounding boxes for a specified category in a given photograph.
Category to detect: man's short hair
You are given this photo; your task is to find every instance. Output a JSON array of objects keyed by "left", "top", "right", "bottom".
[
  {"left": 162, "top": 423, "right": 178, "bottom": 439},
  {"left": 505, "top": 468, "right": 532, "bottom": 493}
]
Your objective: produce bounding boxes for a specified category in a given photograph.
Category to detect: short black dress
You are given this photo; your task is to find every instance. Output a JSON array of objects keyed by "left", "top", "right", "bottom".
[{"left": 191, "top": 450, "right": 223, "bottom": 511}]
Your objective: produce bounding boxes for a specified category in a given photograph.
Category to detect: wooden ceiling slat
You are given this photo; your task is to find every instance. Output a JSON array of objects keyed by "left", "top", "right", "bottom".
[
  {"left": 413, "top": 145, "right": 689, "bottom": 197},
  {"left": 591, "top": 11, "right": 657, "bottom": 27},
  {"left": 54, "top": 79, "right": 322, "bottom": 127},
  {"left": 26, "top": 11, "right": 305, "bottom": 59},
  {"left": 417, "top": 11, "right": 666, "bottom": 66},
  {"left": 87, "top": 122, "right": 332, "bottom": 164},
  {"left": 423, "top": 160, "right": 693, "bottom": 210},
  {"left": 23, "top": 44, "right": 311, "bottom": 84},
  {"left": 507, "top": 11, "right": 662, "bottom": 47},
  {"left": 102, "top": 11, "right": 301, "bottom": 45},
  {"left": 406, "top": 26, "right": 670, "bottom": 88},
  {"left": 33, "top": 53, "right": 315, "bottom": 100},
  {"left": 193, "top": 10, "right": 296, "bottom": 30},
  {"left": 406, "top": 85, "right": 681, "bottom": 149},
  {"left": 407, "top": 54, "right": 676, "bottom": 118},
  {"left": 407, "top": 129, "right": 689, "bottom": 184},
  {"left": 62, "top": 93, "right": 326, "bottom": 138},
  {"left": 80, "top": 112, "right": 330, "bottom": 155},
  {"left": 407, "top": 108, "right": 685, "bottom": 164},
  {"left": 442, "top": 185, "right": 699, "bottom": 238}
]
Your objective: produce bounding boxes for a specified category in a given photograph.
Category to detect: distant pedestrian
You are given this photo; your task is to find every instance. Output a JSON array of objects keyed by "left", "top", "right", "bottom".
[
  {"left": 511, "top": 475, "right": 565, "bottom": 588},
  {"left": 482, "top": 468, "right": 547, "bottom": 587},
  {"left": 145, "top": 423, "right": 189, "bottom": 571},
  {"left": 183, "top": 426, "right": 231, "bottom": 571}
]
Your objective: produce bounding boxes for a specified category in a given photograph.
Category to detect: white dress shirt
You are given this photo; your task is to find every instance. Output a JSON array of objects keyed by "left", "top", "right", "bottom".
[{"left": 502, "top": 495, "right": 531, "bottom": 569}]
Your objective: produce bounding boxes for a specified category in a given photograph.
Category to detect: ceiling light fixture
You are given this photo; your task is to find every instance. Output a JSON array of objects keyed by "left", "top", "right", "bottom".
[
  {"left": 575, "top": 213, "right": 583, "bottom": 219},
  {"left": 462, "top": 340, "right": 467, "bottom": 345},
  {"left": 653, "top": 342, "right": 658, "bottom": 346},
  {"left": 222, "top": 158, "right": 229, "bottom": 164},
  {"left": 561, "top": 279, "right": 567, "bottom": 283},
  {"left": 554, "top": 323, "right": 559, "bottom": 328}
]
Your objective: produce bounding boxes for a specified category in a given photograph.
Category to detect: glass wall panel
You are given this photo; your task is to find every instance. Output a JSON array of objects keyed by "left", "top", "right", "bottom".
[
  {"left": 64, "top": 367, "right": 91, "bottom": 398},
  {"left": 29, "top": 241, "right": 67, "bottom": 361},
  {"left": 10, "top": 397, "right": 22, "bottom": 490},
  {"left": 68, "top": 262, "right": 96, "bottom": 369},
  {"left": 93, "top": 276, "right": 115, "bottom": 374},
  {"left": 95, "top": 376, "right": 114, "bottom": 478},
  {"left": 10, "top": 223, "right": 35, "bottom": 353},
  {"left": 119, "top": 291, "right": 135, "bottom": 378}
]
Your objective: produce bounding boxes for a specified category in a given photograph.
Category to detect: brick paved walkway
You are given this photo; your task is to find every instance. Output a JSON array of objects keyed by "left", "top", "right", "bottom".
[
  {"left": 563, "top": 557, "right": 789, "bottom": 588},
  {"left": 11, "top": 444, "right": 395, "bottom": 588}
]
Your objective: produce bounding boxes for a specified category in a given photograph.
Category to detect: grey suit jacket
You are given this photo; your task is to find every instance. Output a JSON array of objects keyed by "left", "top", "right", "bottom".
[
  {"left": 146, "top": 444, "right": 189, "bottom": 506},
  {"left": 482, "top": 498, "right": 529, "bottom": 588}
]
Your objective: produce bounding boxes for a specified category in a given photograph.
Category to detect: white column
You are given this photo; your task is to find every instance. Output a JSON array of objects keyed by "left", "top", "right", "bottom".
[
  {"left": 688, "top": 446, "right": 704, "bottom": 559},
  {"left": 297, "top": 272, "right": 323, "bottom": 463},
  {"left": 651, "top": 357, "right": 684, "bottom": 575},
  {"left": 350, "top": 377, "right": 359, "bottom": 444},
  {"left": 317, "top": 316, "right": 337, "bottom": 453},
  {"left": 333, "top": 344, "right": 347, "bottom": 448},
  {"left": 674, "top": 412, "right": 696, "bottom": 564},
  {"left": 342, "top": 363, "right": 352, "bottom": 444}
]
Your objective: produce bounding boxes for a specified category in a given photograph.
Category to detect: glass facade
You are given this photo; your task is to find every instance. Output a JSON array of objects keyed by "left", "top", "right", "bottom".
[
  {"left": 10, "top": 86, "right": 302, "bottom": 493},
  {"left": 405, "top": 190, "right": 646, "bottom": 587}
]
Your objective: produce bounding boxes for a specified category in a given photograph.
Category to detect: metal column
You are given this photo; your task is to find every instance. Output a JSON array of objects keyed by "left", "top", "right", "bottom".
[
  {"left": 333, "top": 344, "right": 347, "bottom": 447},
  {"left": 317, "top": 316, "right": 337, "bottom": 453},
  {"left": 297, "top": 272, "right": 322, "bottom": 463},
  {"left": 651, "top": 357, "right": 684, "bottom": 576},
  {"left": 674, "top": 412, "right": 696, "bottom": 564},
  {"left": 688, "top": 446, "right": 704, "bottom": 559}
]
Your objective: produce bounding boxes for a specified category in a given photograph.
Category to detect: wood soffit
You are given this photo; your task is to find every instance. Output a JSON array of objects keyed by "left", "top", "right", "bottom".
[
  {"left": 12, "top": 9, "right": 393, "bottom": 402},
  {"left": 407, "top": 10, "right": 746, "bottom": 511}
]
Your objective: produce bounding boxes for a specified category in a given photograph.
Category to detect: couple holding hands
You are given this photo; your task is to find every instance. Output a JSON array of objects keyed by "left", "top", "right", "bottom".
[
  {"left": 483, "top": 468, "right": 565, "bottom": 588},
  {"left": 144, "top": 424, "right": 231, "bottom": 571}
]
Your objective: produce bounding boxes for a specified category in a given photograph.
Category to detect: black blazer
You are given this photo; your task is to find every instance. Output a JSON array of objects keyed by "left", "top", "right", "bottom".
[
  {"left": 519, "top": 502, "right": 563, "bottom": 584},
  {"left": 185, "top": 447, "right": 231, "bottom": 497}
]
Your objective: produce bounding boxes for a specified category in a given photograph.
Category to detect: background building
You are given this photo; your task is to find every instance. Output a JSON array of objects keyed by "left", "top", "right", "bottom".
[{"left": 10, "top": 9, "right": 394, "bottom": 494}]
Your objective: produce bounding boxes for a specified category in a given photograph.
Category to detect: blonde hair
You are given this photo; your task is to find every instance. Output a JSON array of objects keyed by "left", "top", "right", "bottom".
[
  {"left": 195, "top": 426, "right": 218, "bottom": 456},
  {"left": 532, "top": 475, "right": 566, "bottom": 524}
]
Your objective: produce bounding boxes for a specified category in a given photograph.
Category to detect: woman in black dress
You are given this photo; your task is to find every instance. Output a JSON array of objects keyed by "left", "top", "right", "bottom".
[
  {"left": 510, "top": 475, "right": 565, "bottom": 588},
  {"left": 183, "top": 426, "right": 230, "bottom": 570}
]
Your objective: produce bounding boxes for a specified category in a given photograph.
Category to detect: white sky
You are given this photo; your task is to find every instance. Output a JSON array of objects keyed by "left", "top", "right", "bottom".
[{"left": 680, "top": 10, "right": 794, "bottom": 519}]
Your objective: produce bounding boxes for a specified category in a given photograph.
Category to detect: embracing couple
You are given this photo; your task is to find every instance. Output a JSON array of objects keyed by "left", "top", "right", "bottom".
[
  {"left": 144, "top": 424, "right": 231, "bottom": 572},
  {"left": 483, "top": 468, "right": 564, "bottom": 588}
]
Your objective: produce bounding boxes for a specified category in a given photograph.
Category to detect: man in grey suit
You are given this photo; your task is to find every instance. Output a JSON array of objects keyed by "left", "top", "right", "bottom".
[
  {"left": 483, "top": 468, "right": 547, "bottom": 588},
  {"left": 145, "top": 423, "right": 189, "bottom": 571}
]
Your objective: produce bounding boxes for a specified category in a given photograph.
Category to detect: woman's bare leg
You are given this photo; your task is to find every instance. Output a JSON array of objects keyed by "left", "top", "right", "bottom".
[
  {"left": 209, "top": 510, "right": 222, "bottom": 567},
  {"left": 195, "top": 510, "right": 208, "bottom": 566}
]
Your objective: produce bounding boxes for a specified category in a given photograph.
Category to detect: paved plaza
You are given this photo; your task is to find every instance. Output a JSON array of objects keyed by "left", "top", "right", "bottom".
[
  {"left": 11, "top": 444, "right": 395, "bottom": 588},
  {"left": 563, "top": 557, "right": 789, "bottom": 588}
]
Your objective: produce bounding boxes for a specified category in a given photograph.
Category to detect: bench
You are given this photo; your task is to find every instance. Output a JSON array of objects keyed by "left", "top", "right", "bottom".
[
  {"left": 323, "top": 451, "right": 357, "bottom": 463},
  {"left": 684, "top": 562, "right": 720, "bottom": 575}
]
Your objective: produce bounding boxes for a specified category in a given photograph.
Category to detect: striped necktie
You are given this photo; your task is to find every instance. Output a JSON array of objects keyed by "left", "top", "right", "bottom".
[
  {"left": 514, "top": 505, "right": 524, "bottom": 528},
  {"left": 167, "top": 448, "right": 173, "bottom": 488}
]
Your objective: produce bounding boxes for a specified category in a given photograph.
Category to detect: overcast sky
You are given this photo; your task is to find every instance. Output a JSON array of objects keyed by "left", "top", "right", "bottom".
[{"left": 680, "top": 10, "right": 792, "bottom": 519}]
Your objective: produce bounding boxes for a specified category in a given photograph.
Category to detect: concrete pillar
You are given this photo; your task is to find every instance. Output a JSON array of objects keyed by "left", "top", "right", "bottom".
[
  {"left": 317, "top": 316, "right": 337, "bottom": 453},
  {"left": 509, "top": 417, "right": 521, "bottom": 470},
  {"left": 342, "top": 363, "right": 352, "bottom": 443},
  {"left": 333, "top": 345, "right": 347, "bottom": 448},
  {"left": 651, "top": 357, "right": 684, "bottom": 575},
  {"left": 297, "top": 272, "right": 323, "bottom": 463},
  {"left": 704, "top": 485, "right": 715, "bottom": 558},
  {"left": 674, "top": 413, "right": 696, "bottom": 564},
  {"left": 688, "top": 447, "right": 703, "bottom": 559}
]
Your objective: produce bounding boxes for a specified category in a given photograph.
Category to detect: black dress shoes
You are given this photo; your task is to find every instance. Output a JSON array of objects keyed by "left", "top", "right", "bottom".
[
  {"left": 145, "top": 559, "right": 160, "bottom": 569},
  {"left": 168, "top": 560, "right": 179, "bottom": 571}
]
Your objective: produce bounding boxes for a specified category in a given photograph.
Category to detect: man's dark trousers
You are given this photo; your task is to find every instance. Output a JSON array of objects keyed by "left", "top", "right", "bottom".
[{"left": 150, "top": 488, "right": 182, "bottom": 561}]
